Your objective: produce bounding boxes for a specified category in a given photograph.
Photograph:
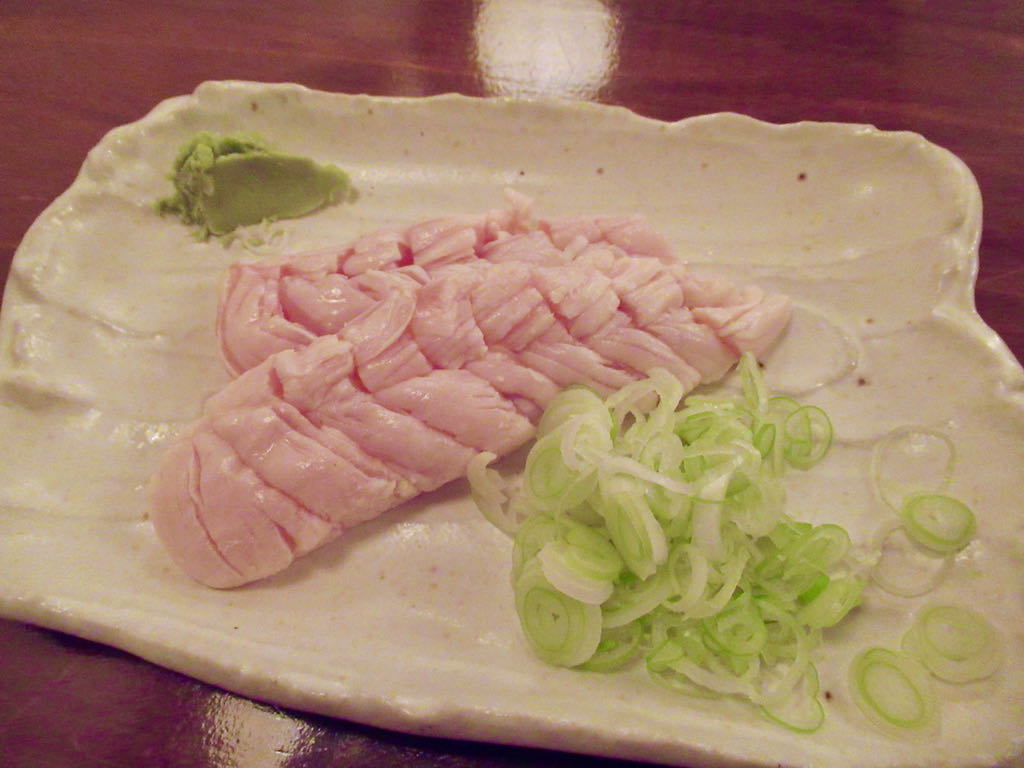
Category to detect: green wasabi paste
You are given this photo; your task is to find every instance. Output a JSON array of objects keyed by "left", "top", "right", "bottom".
[{"left": 156, "top": 132, "right": 354, "bottom": 238}]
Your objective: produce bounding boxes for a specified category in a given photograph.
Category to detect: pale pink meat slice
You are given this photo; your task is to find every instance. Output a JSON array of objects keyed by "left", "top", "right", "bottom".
[
  {"left": 218, "top": 262, "right": 320, "bottom": 373},
  {"left": 340, "top": 227, "right": 409, "bottom": 275},
  {"left": 410, "top": 271, "right": 488, "bottom": 369},
  {"left": 217, "top": 199, "right": 790, "bottom": 380},
  {"left": 209, "top": 404, "right": 401, "bottom": 521},
  {"left": 516, "top": 324, "right": 636, "bottom": 396},
  {"left": 541, "top": 213, "right": 675, "bottom": 262},
  {"left": 479, "top": 230, "right": 564, "bottom": 265},
  {"left": 603, "top": 256, "right": 686, "bottom": 327},
  {"left": 644, "top": 308, "right": 739, "bottom": 382},
  {"left": 469, "top": 262, "right": 558, "bottom": 351},
  {"left": 190, "top": 432, "right": 337, "bottom": 561},
  {"left": 338, "top": 288, "right": 432, "bottom": 391},
  {"left": 375, "top": 369, "right": 534, "bottom": 455},
  {"left": 411, "top": 225, "right": 480, "bottom": 270},
  {"left": 464, "top": 350, "right": 561, "bottom": 421},
  {"left": 278, "top": 272, "right": 377, "bottom": 336},
  {"left": 151, "top": 336, "right": 536, "bottom": 587},
  {"left": 355, "top": 336, "right": 434, "bottom": 392},
  {"left": 316, "top": 395, "right": 479, "bottom": 492},
  {"left": 404, "top": 189, "right": 534, "bottom": 258},
  {"left": 530, "top": 263, "right": 619, "bottom": 338},
  {"left": 586, "top": 312, "right": 702, "bottom": 393},
  {"left": 204, "top": 337, "right": 426, "bottom": 497},
  {"left": 150, "top": 439, "right": 250, "bottom": 588},
  {"left": 691, "top": 290, "right": 794, "bottom": 358}
]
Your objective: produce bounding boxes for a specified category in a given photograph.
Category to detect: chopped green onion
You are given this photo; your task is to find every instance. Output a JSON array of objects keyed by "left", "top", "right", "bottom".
[
  {"left": 601, "top": 568, "right": 674, "bottom": 628},
  {"left": 869, "top": 522, "right": 951, "bottom": 598},
  {"left": 683, "top": 545, "right": 750, "bottom": 620},
  {"left": 782, "top": 405, "right": 833, "bottom": 469},
  {"left": 538, "top": 542, "right": 614, "bottom": 605},
  {"left": 754, "top": 396, "right": 801, "bottom": 476},
  {"left": 523, "top": 428, "right": 599, "bottom": 513},
  {"left": 760, "top": 664, "right": 825, "bottom": 733},
  {"left": 870, "top": 426, "right": 955, "bottom": 510},
  {"left": 580, "top": 622, "right": 644, "bottom": 672},
  {"left": 467, "top": 451, "right": 523, "bottom": 535},
  {"left": 796, "top": 573, "right": 864, "bottom": 628},
  {"left": 607, "top": 366, "right": 684, "bottom": 444},
  {"left": 514, "top": 559, "right": 603, "bottom": 667},
  {"left": 753, "top": 422, "right": 777, "bottom": 458},
  {"left": 739, "top": 355, "right": 769, "bottom": 411},
  {"left": 661, "top": 542, "right": 710, "bottom": 614},
  {"left": 471, "top": 356, "right": 865, "bottom": 730},
  {"left": 700, "top": 593, "right": 767, "bottom": 657},
  {"left": 898, "top": 493, "right": 975, "bottom": 554},
  {"left": 598, "top": 473, "right": 668, "bottom": 579},
  {"left": 901, "top": 604, "right": 1005, "bottom": 683},
  {"left": 511, "top": 513, "right": 561, "bottom": 581},
  {"left": 849, "top": 647, "right": 938, "bottom": 737},
  {"left": 536, "top": 385, "right": 609, "bottom": 439},
  {"left": 537, "top": 519, "right": 624, "bottom": 605}
]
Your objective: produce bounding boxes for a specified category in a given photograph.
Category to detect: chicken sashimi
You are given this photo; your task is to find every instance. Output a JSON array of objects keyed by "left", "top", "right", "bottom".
[
  {"left": 151, "top": 336, "right": 535, "bottom": 587},
  {"left": 218, "top": 191, "right": 695, "bottom": 374},
  {"left": 152, "top": 254, "right": 791, "bottom": 587}
]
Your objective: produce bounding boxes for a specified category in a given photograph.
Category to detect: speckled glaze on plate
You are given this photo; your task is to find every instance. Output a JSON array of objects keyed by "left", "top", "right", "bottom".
[{"left": 1, "top": 81, "right": 1021, "bottom": 768}]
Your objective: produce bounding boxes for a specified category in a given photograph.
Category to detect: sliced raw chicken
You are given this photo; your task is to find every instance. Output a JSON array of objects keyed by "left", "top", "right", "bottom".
[
  {"left": 151, "top": 336, "right": 535, "bottom": 587},
  {"left": 217, "top": 192, "right": 687, "bottom": 375},
  {"left": 152, "top": 197, "right": 792, "bottom": 588}
]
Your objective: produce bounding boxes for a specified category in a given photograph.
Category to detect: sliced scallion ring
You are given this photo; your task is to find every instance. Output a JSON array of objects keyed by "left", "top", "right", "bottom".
[
  {"left": 898, "top": 493, "right": 975, "bottom": 554},
  {"left": 467, "top": 451, "right": 523, "bottom": 535},
  {"left": 523, "top": 428, "right": 598, "bottom": 513},
  {"left": 870, "top": 426, "right": 955, "bottom": 510},
  {"left": 782, "top": 405, "right": 833, "bottom": 469},
  {"left": 601, "top": 569, "right": 674, "bottom": 629},
  {"left": 537, "top": 520, "right": 624, "bottom": 605},
  {"left": 661, "top": 542, "right": 710, "bottom": 614},
  {"left": 869, "top": 522, "right": 951, "bottom": 598},
  {"left": 796, "top": 573, "right": 865, "bottom": 628},
  {"left": 538, "top": 542, "right": 615, "bottom": 605},
  {"left": 739, "top": 351, "right": 769, "bottom": 410},
  {"left": 535, "top": 385, "right": 608, "bottom": 439},
  {"left": 901, "top": 604, "right": 1005, "bottom": 683},
  {"left": 598, "top": 473, "right": 668, "bottom": 579},
  {"left": 511, "top": 513, "right": 560, "bottom": 581},
  {"left": 580, "top": 622, "right": 644, "bottom": 672},
  {"left": 849, "top": 647, "right": 938, "bottom": 737},
  {"left": 700, "top": 593, "right": 767, "bottom": 657},
  {"left": 760, "top": 664, "right": 825, "bottom": 734},
  {"left": 514, "top": 559, "right": 603, "bottom": 667}
]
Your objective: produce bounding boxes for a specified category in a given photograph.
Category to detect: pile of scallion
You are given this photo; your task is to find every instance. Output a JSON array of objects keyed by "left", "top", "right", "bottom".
[
  {"left": 470, "top": 352, "right": 1007, "bottom": 738},
  {"left": 470, "top": 353, "right": 860, "bottom": 732}
]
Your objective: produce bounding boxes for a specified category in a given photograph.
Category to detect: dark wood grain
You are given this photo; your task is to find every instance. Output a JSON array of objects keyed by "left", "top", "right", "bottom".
[{"left": 1, "top": 2, "right": 1022, "bottom": 767}]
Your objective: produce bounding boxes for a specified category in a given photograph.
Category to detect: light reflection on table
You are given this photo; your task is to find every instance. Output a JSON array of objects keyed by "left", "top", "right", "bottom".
[{"left": 473, "top": 0, "right": 620, "bottom": 98}]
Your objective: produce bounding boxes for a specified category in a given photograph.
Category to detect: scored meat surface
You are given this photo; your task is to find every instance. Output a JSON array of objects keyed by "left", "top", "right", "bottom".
[{"left": 150, "top": 194, "right": 792, "bottom": 588}]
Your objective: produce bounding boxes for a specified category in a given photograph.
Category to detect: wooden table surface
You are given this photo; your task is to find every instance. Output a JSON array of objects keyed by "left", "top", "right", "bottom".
[{"left": 1, "top": 2, "right": 1022, "bottom": 767}]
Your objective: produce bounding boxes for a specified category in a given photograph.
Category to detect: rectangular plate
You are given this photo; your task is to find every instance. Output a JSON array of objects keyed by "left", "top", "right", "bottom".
[{"left": 1, "top": 81, "right": 1021, "bottom": 768}]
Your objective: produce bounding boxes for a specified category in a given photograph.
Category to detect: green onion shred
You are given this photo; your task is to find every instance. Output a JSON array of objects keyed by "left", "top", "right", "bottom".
[
  {"left": 901, "top": 603, "right": 1004, "bottom": 684},
  {"left": 898, "top": 494, "right": 976, "bottom": 554},
  {"left": 848, "top": 647, "right": 938, "bottom": 737},
  {"left": 470, "top": 354, "right": 863, "bottom": 732}
]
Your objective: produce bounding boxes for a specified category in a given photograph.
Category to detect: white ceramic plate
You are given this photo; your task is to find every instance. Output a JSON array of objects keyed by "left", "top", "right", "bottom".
[{"left": 1, "top": 81, "right": 1022, "bottom": 768}]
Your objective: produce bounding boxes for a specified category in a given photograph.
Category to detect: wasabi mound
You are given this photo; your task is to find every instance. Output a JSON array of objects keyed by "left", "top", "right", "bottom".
[{"left": 157, "top": 132, "right": 354, "bottom": 238}]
